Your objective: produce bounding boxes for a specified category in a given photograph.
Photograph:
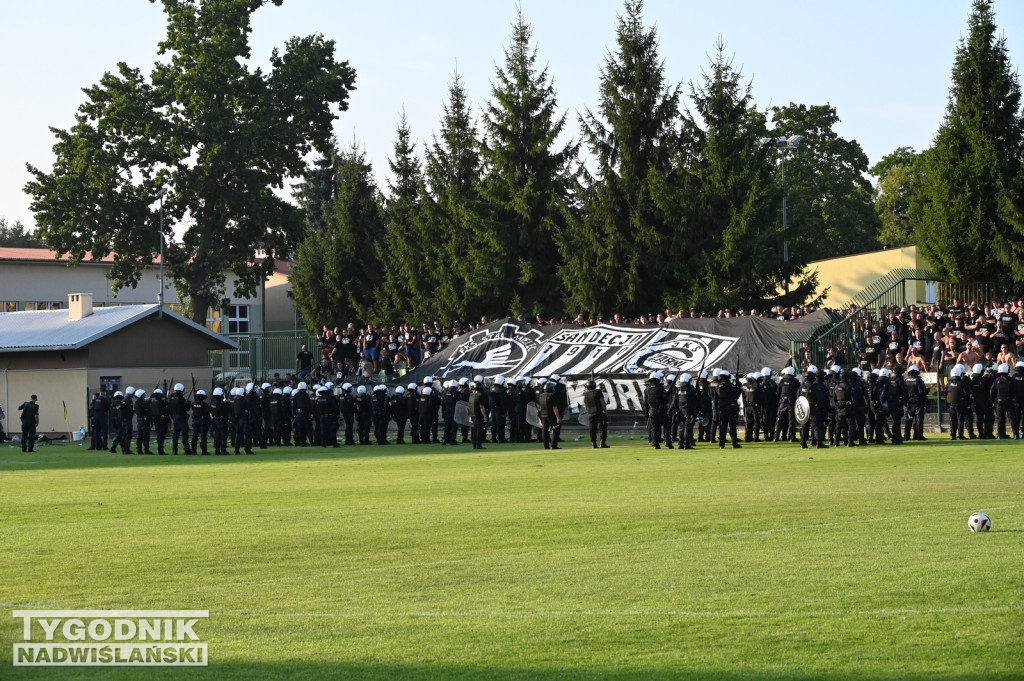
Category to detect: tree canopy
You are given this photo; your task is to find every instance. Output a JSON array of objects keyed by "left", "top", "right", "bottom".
[{"left": 25, "top": 0, "right": 355, "bottom": 324}]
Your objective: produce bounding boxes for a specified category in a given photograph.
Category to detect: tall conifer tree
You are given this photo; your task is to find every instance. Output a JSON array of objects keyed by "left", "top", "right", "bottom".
[
  {"left": 480, "top": 9, "right": 577, "bottom": 317},
  {"left": 913, "top": 0, "right": 1023, "bottom": 285},
  {"left": 560, "top": 0, "right": 682, "bottom": 317}
]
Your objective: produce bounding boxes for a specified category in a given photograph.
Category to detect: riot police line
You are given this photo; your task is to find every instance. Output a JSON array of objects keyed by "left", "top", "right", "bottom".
[
  {"left": 636, "top": 359, "right": 1024, "bottom": 451},
  {"left": 83, "top": 360, "right": 1024, "bottom": 456},
  {"left": 85, "top": 373, "right": 609, "bottom": 455}
]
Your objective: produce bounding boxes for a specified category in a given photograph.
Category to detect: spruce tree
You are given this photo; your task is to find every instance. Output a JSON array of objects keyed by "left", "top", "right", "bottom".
[
  {"left": 292, "top": 146, "right": 385, "bottom": 330},
  {"left": 680, "top": 43, "right": 816, "bottom": 309},
  {"left": 913, "top": 0, "right": 1023, "bottom": 285},
  {"left": 376, "top": 112, "right": 430, "bottom": 324},
  {"left": 422, "top": 72, "right": 485, "bottom": 322},
  {"left": 560, "top": 0, "right": 682, "bottom": 317},
  {"left": 480, "top": 9, "right": 577, "bottom": 318}
]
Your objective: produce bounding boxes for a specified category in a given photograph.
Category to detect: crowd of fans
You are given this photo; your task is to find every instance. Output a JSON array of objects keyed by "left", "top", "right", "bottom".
[
  {"left": 301, "top": 305, "right": 819, "bottom": 382},
  {"left": 294, "top": 297, "right": 1024, "bottom": 385},
  {"left": 816, "top": 298, "right": 1024, "bottom": 375}
]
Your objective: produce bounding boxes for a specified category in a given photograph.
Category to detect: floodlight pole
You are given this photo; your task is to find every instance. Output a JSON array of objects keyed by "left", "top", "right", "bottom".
[
  {"left": 767, "top": 135, "right": 804, "bottom": 295},
  {"left": 156, "top": 187, "right": 167, "bottom": 318}
]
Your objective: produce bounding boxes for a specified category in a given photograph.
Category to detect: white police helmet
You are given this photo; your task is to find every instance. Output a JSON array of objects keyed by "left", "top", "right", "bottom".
[
  {"left": 212, "top": 387, "right": 224, "bottom": 397},
  {"left": 135, "top": 389, "right": 146, "bottom": 398},
  {"left": 999, "top": 363, "right": 1010, "bottom": 374},
  {"left": 395, "top": 386, "right": 406, "bottom": 395},
  {"left": 551, "top": 374, "right": 561, "bottom": 382},
  {"left": 357, "top": 385, "right": 367, "bottom": 394},
  {"left": 262, "top": 382, "right": 271, "bottom": 390},
  {"left": 297, "top": 381, "right": 308, "bottom": 390},
  {"left": 153, "top": 388, "right": 163, "bottom": 395},
  {"left": 852, "top": 367, "right": 862, "bottom": 376},
  {"left": 174, "top": 383, "right": 185, "bottom": 392},
  {"left": 972, "top": 363, "right": 984, "bottom": 375},
  {"left": 245, "top": 382, "right": 254, "bottom": 393},
  {"left": 712, "top": 368, "right": 722, "bottom": 378},
  {"left": 951, "top": 364, "right": 964, "bottom": 378},
  {"left": 700, "top": 370, "right": 709, "bottom": 379},
  {"left": 114, "top": 391, "right": 124, "bottom": 398},
  {"left": 807, "top": 365, "right": 818, "bottom": 374},
  {"left": 761, "top": 367, "right": 772, "bottom": 377},
  {"left": 424, "top": 376, "right": 434, "bottom": 385},
  {"left": 325, "top": 382, "right": 334, "bottom": 390},
  {"left": 283, "top": 386, "right": 292, "bottom": 395},
  {"left": 196, "top": 389, "right": 207, "bottom": 397},
  {"left": 272, "top": 388, "right": 282, "bottom": 395},
  {"left": 681, "top": 373, "right": 692, "bottom": 383},
  {"left": 342, "top": 383, "right": 353, "bottom": 391},
  {"left": 907, "top": 365, "right": 920, "bottom": 373},
  {"left": 408, "top": 382, "right": 417, "bottom": 391},
  {"left": 459, "top": 377, "right": 470, "bottom": 386},
  {"left": 423, "top": 386, "right": 433, "bottom": 396},
  {"left": 782, "top": 366, "right": 796, "bottom": 376},
  {"left": 666, "top": 374, "right": 677, "bottom": 383},
  {"left": 880, "top": 368, "right": 891, "bottom": 378},
  {"left": 474, "top": 375, "right": 484, "bottom": 383},
  {"left": 494, "top": 375, "right": 505, "bottom": 385},
  {"left": 125, "top": 386, "right": 135, "bottom": 396},
  {"left": 1016, "top": 360, "right": 1024, "bottom": 369},
  {"left": 831, "top": 365, "right": 841, "bottom": 374}
]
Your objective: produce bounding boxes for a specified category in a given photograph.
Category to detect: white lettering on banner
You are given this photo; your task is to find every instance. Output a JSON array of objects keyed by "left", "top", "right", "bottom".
[{"left": 438, "top": 323, "right": 739, "bottom": 379}]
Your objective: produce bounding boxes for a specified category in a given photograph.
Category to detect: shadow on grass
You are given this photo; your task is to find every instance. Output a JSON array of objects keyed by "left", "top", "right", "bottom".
[
  {"left": 0, "top": 439, "right": 588, "bottom": 472},
  {"left": 5, "top": 661, "right": 1021, "bottom": 681}
]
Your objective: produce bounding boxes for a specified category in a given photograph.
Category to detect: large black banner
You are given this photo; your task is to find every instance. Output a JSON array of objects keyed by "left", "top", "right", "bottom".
[{"left": 404, "top": 312, "right": 833, "bottom": 384}]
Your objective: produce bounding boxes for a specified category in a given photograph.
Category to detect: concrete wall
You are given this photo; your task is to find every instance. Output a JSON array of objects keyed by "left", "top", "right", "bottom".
[
  {"left": 806, "top": 246, "right": 933, "bottom": 309},
  {"left": 263, "top": 271, "right": 297, "bottom": 332}
]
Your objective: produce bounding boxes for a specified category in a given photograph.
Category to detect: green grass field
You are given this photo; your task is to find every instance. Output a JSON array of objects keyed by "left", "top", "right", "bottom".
[{"left": 0, "top": 435, "right": 1021, "bottom": 680}]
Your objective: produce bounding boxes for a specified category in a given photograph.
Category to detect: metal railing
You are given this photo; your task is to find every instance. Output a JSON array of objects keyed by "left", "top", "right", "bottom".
[
  {"left": 787, "top": 269, "right": 939, "bottom": 371},
  {"left": 209, "top": 330, "right": 318, "bottom": 386}
]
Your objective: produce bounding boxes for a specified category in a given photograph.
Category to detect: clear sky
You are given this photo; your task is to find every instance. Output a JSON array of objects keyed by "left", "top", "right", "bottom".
[{"left": 2, "top": 0, "right": 1021, "bottom": 232}]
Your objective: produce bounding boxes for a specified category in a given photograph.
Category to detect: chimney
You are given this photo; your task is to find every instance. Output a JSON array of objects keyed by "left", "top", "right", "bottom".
[{"left": 68, "top": 293, "right": 94, "bottom": 320}]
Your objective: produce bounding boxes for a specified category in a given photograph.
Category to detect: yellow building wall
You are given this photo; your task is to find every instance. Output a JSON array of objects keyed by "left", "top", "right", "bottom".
[
  {"left": 1, "top": 366, "right": 216, "bottom": 438},
  {"left": 806, "top": 245, "right": 932, "bottom": 309},
  {"left": 1, "top": 368, "right": 88, "bottom": 437}
]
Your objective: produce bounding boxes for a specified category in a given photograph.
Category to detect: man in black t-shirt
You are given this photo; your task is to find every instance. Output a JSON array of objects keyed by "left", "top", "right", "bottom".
[{"left": 296, "top": 345, "right": 314, "bottom": 380}]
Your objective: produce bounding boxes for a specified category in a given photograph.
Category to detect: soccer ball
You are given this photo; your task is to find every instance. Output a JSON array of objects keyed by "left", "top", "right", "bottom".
[{"left": 968, "top": 512, "right": 991, "bottom": 533}]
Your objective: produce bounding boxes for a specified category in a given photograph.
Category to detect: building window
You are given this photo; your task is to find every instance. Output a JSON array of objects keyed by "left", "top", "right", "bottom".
[
  {"left": 206, "top": 308, "right": 223, "bottom": 334},
  {"left": 100, "top": 376, "right": 121, "bottom": 394},
  {"left": 228, "top": 305, "right": 249, "bottom": 334},
  {"left": 0, "top": 301, "right": 15, "bottom": 312},
  {"left": 24, "top": 302, "right": 61, "bottom": 311}
]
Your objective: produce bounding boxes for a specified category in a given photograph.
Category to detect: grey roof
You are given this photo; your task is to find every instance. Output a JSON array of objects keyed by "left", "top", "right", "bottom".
[{"left": 0, "top": 304, "right": 238, "bottom": 352}]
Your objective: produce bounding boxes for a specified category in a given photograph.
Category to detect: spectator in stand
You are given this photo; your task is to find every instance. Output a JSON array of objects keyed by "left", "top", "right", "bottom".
[
  {"left": 296, "top": 344, "right": 314, "bottom": 380},
  {"left": 997, "top": 342, "right": 1016, "bottom": 367}
]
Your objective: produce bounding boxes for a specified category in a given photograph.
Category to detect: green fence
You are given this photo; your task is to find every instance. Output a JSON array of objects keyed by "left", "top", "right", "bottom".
[
  {"left": 787, "top": 268, "right": 939, "bottom": 371},
  {"left": 209, "top": 331, "right": 319, "bottom": 387}
]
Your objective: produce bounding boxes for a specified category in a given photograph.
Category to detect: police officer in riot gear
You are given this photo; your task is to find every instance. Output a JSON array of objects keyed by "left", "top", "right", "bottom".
[
  {"left": 583, "top": 379, "right": 609, "bottom": 449},
  {"left": 390, "top": 385, "right": 408, "bottom": 444},
  {"left": 538, "top": 382, "right": 562, "bottom": 450},
  {"left": 150, "top": 388, "right": 170, "bottom": 454},
  {"left": 468, "top": 381, "right": 488, "bottom": 450},
  {"left": 210, "top": 387, "right": 229, "bottom": 455},
  {"left": 946, "top": 364, "right": 969, "bottom": 440},
  {"left": 190, "top": 390, "right": 211, "bottom": 454},
  {"left": 168, "top": 383, "right": 191, "bottom": 455},
  {"left": 991, "top": 363, "right": 1018, "bottom": 439},
  {"left": 715, "top": 370, "right": 742, "bottom": 449},
  {"left": 904, "top": 365, "right": 928, "bottom": 441},
  {"left": 645, "top": 372, "right": 669, "bottom": 449},
  {"left": 134, "top": 389, "right": 153, "bottom": 455},
  {"left": 674, "top": 373, "right": 698, "bottom": 450}
]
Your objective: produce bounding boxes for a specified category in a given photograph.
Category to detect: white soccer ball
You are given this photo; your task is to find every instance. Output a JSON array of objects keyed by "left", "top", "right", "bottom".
[{"left": 968, "top": 512, "right": 991, "bottom": 533}]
